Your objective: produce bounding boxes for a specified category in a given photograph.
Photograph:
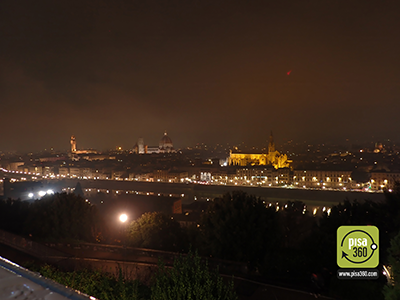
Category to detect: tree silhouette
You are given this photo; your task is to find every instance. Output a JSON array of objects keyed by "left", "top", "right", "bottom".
[
  {"left": 200, "top": 191, "right": 277, "bottom": 269},
  {"left": 74, "top": 182, "right": 84, "bottom": 197},
  {"left": 128, "top": 212, "right": 186, "bottom": 252},
  {"left": 384, "top": 230, "right": 400, "bottom": 300},
  {"left": 24, "top": 192, "right": 101, "bottom": 242},
  {"left": 0, "top": 199, "right": 30, "bottom": 234},
  {"left": 151, "top": 251, "right": 237, "bottom": 300}
]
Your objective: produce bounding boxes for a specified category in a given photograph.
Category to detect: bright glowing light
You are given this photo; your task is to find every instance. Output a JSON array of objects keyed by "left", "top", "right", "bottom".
[
  {"left": 383, "top": 265, "right": 391, "bottom": 278},
  {"left": 28, "top": 193, "right": 34, "bottom": 198},
  {"left": 47, "top": 189, "right": 54, "bottom": 195},
  {"left": 38, "top": 191, "right": 46, "bottom": 197},
  {"left": 119, "top": 214, "right": 128, "bottom": 223}
]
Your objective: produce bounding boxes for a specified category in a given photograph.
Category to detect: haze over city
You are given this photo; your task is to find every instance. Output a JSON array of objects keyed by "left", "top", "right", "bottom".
[
  {"left": 1, "top": 0, "right": 399, "bottom": 152},
  {"left": 3, "top": 2, "right": 400, "bottom": 299}
]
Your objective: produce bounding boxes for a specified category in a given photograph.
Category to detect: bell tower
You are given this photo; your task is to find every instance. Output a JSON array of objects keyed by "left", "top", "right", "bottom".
[
  {"left": 268, "top": 131, "right": 275, "bottom": 153},
  {"left": 70, "top": 135, "right": 77, "bottom": 153}
]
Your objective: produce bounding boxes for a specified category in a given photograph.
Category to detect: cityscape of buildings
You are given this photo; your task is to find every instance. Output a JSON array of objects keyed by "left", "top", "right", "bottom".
[
  {"left": 2, "top": 1, "right": 399, "bottom": 298},
  {"left": 1, "top": 132, "right": 399, "bottom": 201}
]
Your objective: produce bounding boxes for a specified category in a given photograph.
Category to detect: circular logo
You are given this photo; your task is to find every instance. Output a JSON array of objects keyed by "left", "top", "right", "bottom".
[{"left": 337, "top": 226, "right": 379, "bottom": 268}]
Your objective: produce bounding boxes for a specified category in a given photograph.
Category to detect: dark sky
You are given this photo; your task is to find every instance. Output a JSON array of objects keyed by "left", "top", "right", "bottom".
[{"left": 1, "top": 0, "right": 399, "bottom": 152}]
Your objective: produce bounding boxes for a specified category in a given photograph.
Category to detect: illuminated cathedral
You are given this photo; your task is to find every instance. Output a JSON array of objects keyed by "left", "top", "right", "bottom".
[
  {"left": 228, "top": 132, "right": 290, "bottom": 169},
  {"left": 133, "top": 131, "right": 175, "bottom": 154}
]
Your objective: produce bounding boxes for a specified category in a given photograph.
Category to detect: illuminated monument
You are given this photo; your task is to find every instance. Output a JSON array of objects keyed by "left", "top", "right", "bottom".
[
  {"left": 138, "top": 138, "right": 146, "bottom": 154},
  {"left": 69, "top": 135, "right": 97, "bottom": 158},
  {"left": 133, "top": 131, "right": 175, "bottom": 154},
  {"left": 229, "top": 132, "right": 290, "bottom": 169},
  {"left": 70, "top": 135, "right": 77, "bottom": 153},
  {"left": 159, "top": 131, "right": 174, "bottom": 153}
]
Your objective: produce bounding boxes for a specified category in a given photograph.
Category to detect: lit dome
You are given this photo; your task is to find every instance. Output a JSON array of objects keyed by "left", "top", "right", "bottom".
[
  {"left": 160, "top": 132, "right": 172, "bottom": 145},
  {"left": 159, "top": 131, "right": 173, "bottom": 152}
]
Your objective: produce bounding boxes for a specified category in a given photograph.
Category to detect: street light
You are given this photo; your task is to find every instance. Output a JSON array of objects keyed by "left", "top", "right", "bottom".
[
  {"left": 118, "top": 213, "right": 129, "bottom": 247},
  {"left": 119, "top": 214, "right": 128, "bottom": 223},
  {"left": 118, "top": 213, "right": 129, "bottom": 265}
]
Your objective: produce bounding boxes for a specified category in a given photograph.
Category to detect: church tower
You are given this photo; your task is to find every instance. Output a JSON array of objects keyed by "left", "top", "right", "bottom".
[
  {"left": 138, "top": 138, "right": 145, "bottom": 154},
  {"left": 268, "top": 131, "right": 275, "bottom": 153},
  {"left": 70, "top": 135, "right": 77, "bottom": 153}
]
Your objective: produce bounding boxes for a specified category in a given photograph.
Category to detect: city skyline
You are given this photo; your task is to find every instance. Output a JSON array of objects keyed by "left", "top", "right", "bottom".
[
  {"left": 1, "top": 1, "right": 399, "bottom": 152},
  {"left": 0, "top": 131, "right": 396, "bottom": 154}
]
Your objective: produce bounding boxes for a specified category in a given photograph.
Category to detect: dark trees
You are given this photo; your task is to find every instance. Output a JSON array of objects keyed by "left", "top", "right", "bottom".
[
  {"left": 73, "top": 182, "right": 84, "bottom": 197},
  {"left": 35, "top": 264, "right": 148, "bottom": 300},
  {"left": 0, "top": 199, "right": 30, "bottom": 234},
  {"left": 127, "top": 212, "right": 186, "bottom": 252},
  {"left": 25, "top": 192, "right": 101, "bottom": 242},
  {"left": 199, "top": 191, "right": 277, "bottom": 268},
  {"left": 151, "top": 251, "right": 237, "bottom": 300},
  {"left": 384, "top": 230, "right": 400, "bottom": 300}
]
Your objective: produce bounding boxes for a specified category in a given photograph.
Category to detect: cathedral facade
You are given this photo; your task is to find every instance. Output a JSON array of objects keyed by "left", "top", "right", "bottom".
[
  {"left": 133, "top": 131, "right": 175, "bottom": 154},
  {"left": 229, "top": 132, "right": 290, "bottom": 169}
]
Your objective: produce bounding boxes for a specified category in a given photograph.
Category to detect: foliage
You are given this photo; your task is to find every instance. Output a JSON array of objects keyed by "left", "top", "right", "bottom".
[
  {"left": 329, "top": 276, "right": 385, "bottom": 300},
  {"left": 276, "top": 200, "right": 315, "bottom": 248},
  {"left": 151, "top": 251, "right": 237, "bottom": 300},
  {"left": 28, "top": 253, "right": 236, "bottom": 300},
  {"left": 8, "top": 186, "right": 400, "bottom": 298},
  {"left": 128, "top": 212, "right": 187, "bottom": 252},
  {"left": 261, "top": 201, "right": 316, "bottom": 280},
  {"left": 384, "top": 230, "right": 400, "bottom": 300},
  {"left": 307, "top": 196, "right": 400, "bottom": 273},
  {"left": 199, "top": 191, "right": 277, "bottom": 268},
  {"left": 0, "top": 198, "right": 30, "bottom": 234},
  {"left": 24, "top": 192, "right": 102, "bottom": 242},
  {"left": 73, "top": 182, "right": 84, "bottom": 197},
  {"left": 303, "top": 197, "right": 395, "bottom": 298},
  {"left": 35, "top": 264, "right": 149, "bottom": 300}
]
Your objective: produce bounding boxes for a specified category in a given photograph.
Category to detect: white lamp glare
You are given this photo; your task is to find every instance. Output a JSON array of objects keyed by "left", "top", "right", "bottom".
[{"left": 119, "top": 214, "right": 128, "bottom": 223}]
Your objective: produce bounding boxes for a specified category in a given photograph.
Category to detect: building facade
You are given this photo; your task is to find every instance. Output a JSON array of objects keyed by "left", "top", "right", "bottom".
[
  {"left": 133, "top": 131, "right": 175, "bottom": 154},
  {"left": 293, "top": 170, "right": 352, "bottom": 189},
  {"left": 370, "top": 171, "right": 400, "bottom": 191},
  {"left": 228, "top": 132, "right": 290, "bottom": 169}
]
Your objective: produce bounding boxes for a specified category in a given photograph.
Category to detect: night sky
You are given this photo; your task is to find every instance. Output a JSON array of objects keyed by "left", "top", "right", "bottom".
[{"left": 1, "top": 1, "right": 399, "bottom": 152}]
